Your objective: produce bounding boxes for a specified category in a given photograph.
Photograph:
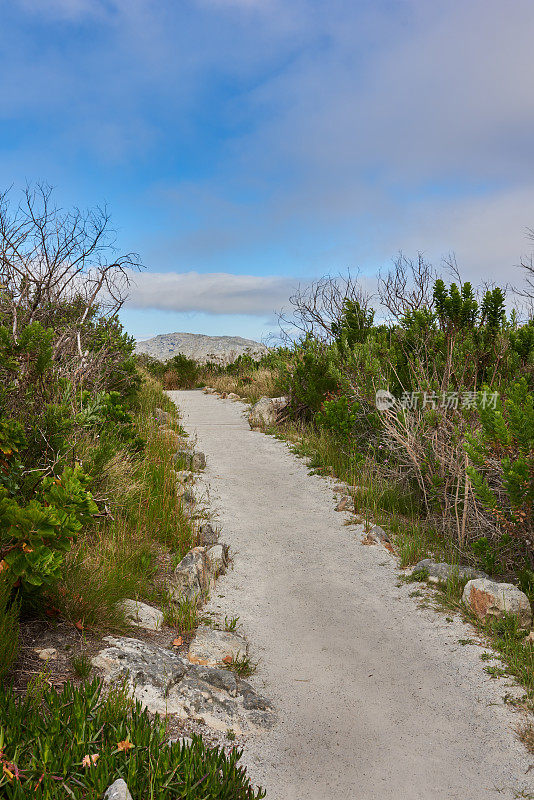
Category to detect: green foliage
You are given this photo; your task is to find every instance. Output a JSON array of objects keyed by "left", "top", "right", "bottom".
[
  {"left": 0, "top": 678, "right": 265, "bottom": 799},
  {"left": 331, "top": 299, "right": 375, "bottom": 347},
  {"left": 282, "top": 337, "right": 339, "bottom": 415},
  {"left": 518, "top": 568, "right": 534, "bottom": 604},
  {"left": 471, "top": 535, "right": 512, "bottom": 575},
  {"left": 316, "top": 394, "right": 361, "bottom": 439},
  {"left": 0, "top": 465, "right": 98, "bottom": 589},
  {"left": 465, "top": 379, "right": 533, "bottom": 545},
  {"left": 480, "top": 287, "right": 506, "bottom": 332},
  {"left": 433, "top": 280, "right": 479, "bottom": 330},
  {"left": 166, "top": 353, "right": 200, "bottom": 389},
  {"left": 77, "top": 390, "right": 145, "bottom": 452}
]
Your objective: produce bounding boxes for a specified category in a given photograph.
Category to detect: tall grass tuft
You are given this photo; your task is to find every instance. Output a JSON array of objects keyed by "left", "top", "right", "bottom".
[{"left": 0, "top": 574, "right": 19, "bottom": 681}]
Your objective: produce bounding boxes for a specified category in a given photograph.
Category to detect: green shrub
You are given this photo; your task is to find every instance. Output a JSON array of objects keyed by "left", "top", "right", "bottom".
[
  {"left": 164, "top": 354, "right": 200, "bottom": 389},
  {"left": 465, "top": 379, "right": 534, "bottom": 555},
  {"left": 0, "top": 465, "right": 98, "bottom": 589},
  {"left": 282, "top": 337, "right": 339, "bottom": 415},
  {"left": 316, "top": 394, "right": 358, "bottom": 438},
  {"left": 0, "top": 678, "right": 265, "bottom": 798}
]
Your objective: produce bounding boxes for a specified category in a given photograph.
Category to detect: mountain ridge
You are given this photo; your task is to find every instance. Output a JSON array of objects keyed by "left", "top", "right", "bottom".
[{"left": 135, "top": 331, "right": 269, "bottom": 364}]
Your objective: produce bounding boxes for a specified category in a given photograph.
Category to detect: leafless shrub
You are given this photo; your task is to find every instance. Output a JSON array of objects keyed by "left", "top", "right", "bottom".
[
  {"left": 0, "top": 183, "right": 142, "bottom": 389},
  {"left": 377, "top": 253, "right": 435, "bottom": 322},
  {"left": 278, "top": 270, "right": 371, "bottom": 343}
]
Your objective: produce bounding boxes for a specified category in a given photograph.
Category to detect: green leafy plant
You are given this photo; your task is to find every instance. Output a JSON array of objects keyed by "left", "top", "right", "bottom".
[
  {"left": 0, "top": 465, "right": 98, "bottom": 589},
  {"left": 0, "top": 678, "right": 265, "bottom": 798}
]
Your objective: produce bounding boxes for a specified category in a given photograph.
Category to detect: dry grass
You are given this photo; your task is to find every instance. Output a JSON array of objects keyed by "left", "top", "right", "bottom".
[
  {"left": 51, "top": 375, "right": 195, "bottom": 631},
  {"left": 203, "top": 367, "right": 281, "bottom": 403},
  {"left": 518, "top": 723, "right": 534, "bottom": 754}
]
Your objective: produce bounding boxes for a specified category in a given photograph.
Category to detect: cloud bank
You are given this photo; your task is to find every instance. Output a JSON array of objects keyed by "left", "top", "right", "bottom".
[{"left": 126, "top": 271, "right": 297, "bottom": 316}]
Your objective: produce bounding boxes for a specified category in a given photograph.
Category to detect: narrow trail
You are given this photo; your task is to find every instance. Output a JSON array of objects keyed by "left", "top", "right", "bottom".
[{"left": 169, "top": 390, "right": 531, "bottom": 800}]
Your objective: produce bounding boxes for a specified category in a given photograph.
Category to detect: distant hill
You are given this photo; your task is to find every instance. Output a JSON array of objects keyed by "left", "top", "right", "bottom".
[{"left": 135, "top": 332, "right": 269, "bottom": 364}]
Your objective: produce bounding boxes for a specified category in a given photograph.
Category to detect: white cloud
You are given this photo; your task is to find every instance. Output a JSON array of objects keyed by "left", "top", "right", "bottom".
[{"left": 125, "top": 270, "right": 298, "bottom": 315}]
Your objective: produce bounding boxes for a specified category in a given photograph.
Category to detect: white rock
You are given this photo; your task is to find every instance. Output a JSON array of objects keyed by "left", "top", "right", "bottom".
[
  {"left": 207, "top": 544, "right": 229, "bottom": 576},
  {"left": 462, "top": 578, "right": 532, "bottom": 629},
  {"left": 35, "top": 647, "right": 57, "bottom": 661},
  {"left": 118, "top": 600, "right": 164, "bottom": 631},
  {"left": 175, "top": 470, "right": 196, "bottom": 483},
  {"left": 227, "top": 393, "right": 240, "bottom": 401},
  {"left": 169, "top": 735, "right": 193, "bottom": 747},
  {"left": 248, "top": 396, "right": 288, "bottom": 428},
  {"left": 188, "top": 626, "right": 248, "bottom": 666},
  {"left": 103, "top": 778, "right": 133, "bottom": 800}
]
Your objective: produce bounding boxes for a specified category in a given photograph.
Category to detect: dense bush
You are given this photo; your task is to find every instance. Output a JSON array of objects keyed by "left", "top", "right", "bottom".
[
  {"left": 164, "top": 353, "right": 200, "bottom": 389},
  {"left": 465, "top": 379, "right": 534, "bottom": 557}
]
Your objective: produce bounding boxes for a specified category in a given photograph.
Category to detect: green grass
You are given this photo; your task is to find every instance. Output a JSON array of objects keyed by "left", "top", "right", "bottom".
[
  {"left": 223, "top": 615, "right": 240, "bottom": 632},
  {"left": 223, "top": 653, "right": 258, "bottom": 678},
  {"left": 50, "top": 375, "right": 195, "bottom": 632},
  {"left": 0, "top": 677, "right": 265, "bottom": 799},
  {"left": 72, "top": 652, "right": 92, "bottom": 679},
  {"left": 163, "top": 595, "right": 200, "bottom": 632}
]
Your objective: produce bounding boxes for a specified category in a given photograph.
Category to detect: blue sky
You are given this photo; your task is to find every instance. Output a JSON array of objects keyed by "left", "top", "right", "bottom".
[{"left": 1, "top": 0, "right": 533, "bottom": 341}]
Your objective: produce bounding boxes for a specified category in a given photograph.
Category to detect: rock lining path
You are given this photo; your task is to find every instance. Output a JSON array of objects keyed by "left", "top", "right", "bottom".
[{"left": 169, "top": 390, "right": 532, "bottom": 800}]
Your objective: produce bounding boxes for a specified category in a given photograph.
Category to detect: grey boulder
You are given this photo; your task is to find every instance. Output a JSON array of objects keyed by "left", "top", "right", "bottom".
[
  {"left": 118, "top": 599, "right": 164, "bottom": 631},
  {"left": 170, "top": 547, "right": 215, "bottom": 601},
  {"left": 207, "top": 543, "right": 229, "bottom": 576},
  {"left": 174, "top": 450, "right": 206, "bottom": 471},
  {"left": 198, "top": 523, "right": 220, "bottom": 546},
  {"left": 92, "top": 637, "right": 275, "bottom": 734},
  {"left": 248, "top": 396, "right": 288, "bottom": 428},
  {"left": 103, "top": 779, "right": 133, "bottom": 800},
  {"left": 462, "top": 578, "right": 532, "bottom": 629},
  {"left": 414, "top": 559, "right": 488, "bottom": 584}
]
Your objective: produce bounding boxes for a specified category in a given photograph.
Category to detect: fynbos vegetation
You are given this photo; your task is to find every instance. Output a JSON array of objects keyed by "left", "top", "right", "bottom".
[
  {"left": 0, "top": 185, "right": 261, "bottom": 798},
  {"left": 179, "top": 259, "right": 533, "bottom": 582}
]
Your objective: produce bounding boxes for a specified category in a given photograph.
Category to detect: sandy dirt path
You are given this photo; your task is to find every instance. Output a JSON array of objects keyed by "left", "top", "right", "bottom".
[{"left": 168, "top": 390, "right": 531, "bottom": 800}]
